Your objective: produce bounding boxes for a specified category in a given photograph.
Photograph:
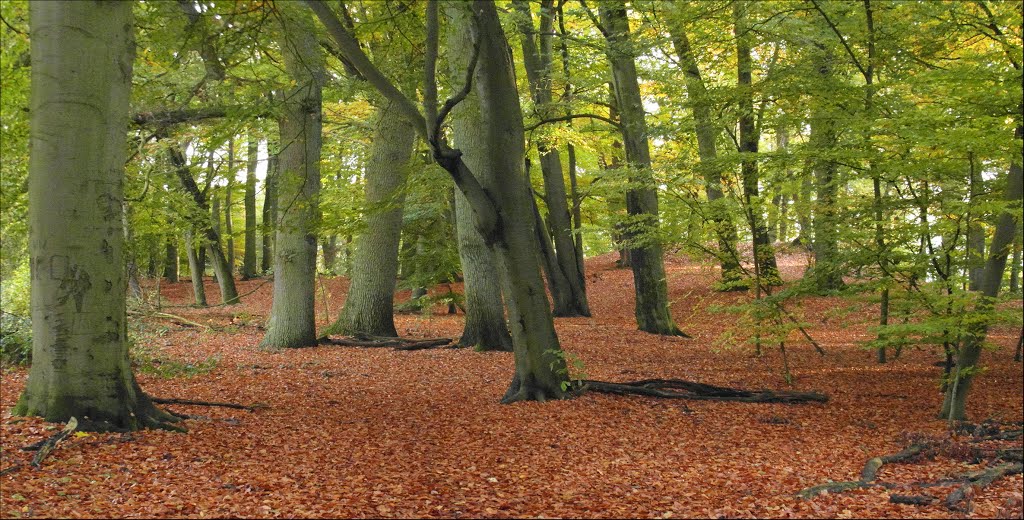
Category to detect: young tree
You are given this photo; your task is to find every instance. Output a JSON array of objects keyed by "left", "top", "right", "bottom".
[
  {"left": 14, "top": 1, "right": 179, "bottom": 431},
  {"left": 259, "top": 5, "right": 325, "bottom": 349}
]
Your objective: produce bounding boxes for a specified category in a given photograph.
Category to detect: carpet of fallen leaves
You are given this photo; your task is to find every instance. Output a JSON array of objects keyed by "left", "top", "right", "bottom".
[{"left": 2, "top": 251, "right": 1022, "bottom": 519}]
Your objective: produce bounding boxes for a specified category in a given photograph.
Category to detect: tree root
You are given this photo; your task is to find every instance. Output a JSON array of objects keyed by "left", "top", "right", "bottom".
[
  {"left": 150, "top": 397, "right": 267, "bottom": 411},
  {"left": 318, "top": 334, "right": 454, "bottom": 351},
  {"left": 799, "top": 422, "right": 1024, "bottom": 508},
  {"left": 583, "top": 378, "right": 829, "bottom": 404}
]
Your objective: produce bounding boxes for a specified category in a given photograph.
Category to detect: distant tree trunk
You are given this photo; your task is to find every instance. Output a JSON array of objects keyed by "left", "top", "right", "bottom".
[
  {"left": 14, "top": 0, "right": 179, "bottom": 431},
  {"left": 326, "top": 100, "right": 415, "bottom": 337},
  {"left": 793, "top": 173, "right": 814, "bottom": 248},
  {"left": 241, "top": 136, "right": 258, "bottom": 279},
  {"left": 1011, "top": 231, "right": 1021, "bottom": 293},
  {"left": 600, "top": 1, "right": 684, "bottom": 335},
  {"left": 666, "top": 13, "right": 743, "bottom": 289},
  {"left": 164, "top": 236, "right": 179, "bottom": 283},
  {"left": 225, "top": 137, "right": 235, "bottom": 272},
  {"left": 967, "top": 152, "right": 985, "bottom": 291},
  {"left": 261, "top": 147, "right": 277, "bottom": 274},
  {"left": 260, "top": 5, "right": 324, "bottom": 349},
  {"left": 512, "top": 0, "right": 590, "bottom": 317},
  {"left": 733, "top": 0, "right": 780, "bottom": 286},
  {"left": 185, "top": 229, "right": 207, "bottom": 306},
  {"left": 321, "top": 237, "right": 338, "bottom": 274},
  {"left": 556, "top": 3, "right": 586, "bottom": 277},
  {"left": 940, "top": 123, "right": 1023, "bottom": 421},
  {"left": 168, "top": 147, "right": 239, "bottom": 304},
  {"left": 806, "top": 42, "right": 844, "bottom": 293}
]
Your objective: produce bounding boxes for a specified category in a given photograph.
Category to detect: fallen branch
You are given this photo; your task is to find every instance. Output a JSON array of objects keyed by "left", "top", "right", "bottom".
[
  {"left": 862, "top": 444, "right": 928, "bottom": 482},
  {"left": 32, "top": 417, "right": 78, "bottom": 468},
  {"left": 890, "top": 494, "right": 935, "bottom": 505},
  {"left": 946, "top": 462, "right": 1023, "bottom": 510},
  {"left": 584, "top": 378, "right": 829, "bottom": 404},
  {"left": 319, "top": 334, "right": 454, "bottom": 351},
  {"left": 0, "top": 464, "right": 23, "bottom": 476},
  {"left": 128, "top": 309, "right": 210, "bottom": 330},
  {"left": 150, "top": 397, "right": 267, "bottom": 411}
]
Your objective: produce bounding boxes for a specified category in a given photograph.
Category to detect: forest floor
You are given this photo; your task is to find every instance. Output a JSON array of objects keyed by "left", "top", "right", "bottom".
[{"left": 1, "top": 251, "right": 1022, "bottom": 519}]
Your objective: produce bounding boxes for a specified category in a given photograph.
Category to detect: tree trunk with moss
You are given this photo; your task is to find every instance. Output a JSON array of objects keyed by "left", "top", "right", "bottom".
[
  {"left": 13, "top": 1, "right": 179, "bottom": 431},
  {"left": 259, "top": 6, "right": 323, "bottom": 349},
  {"left": 806, "top": 40, "right": 844, "bottom": 293},
  {"left": 599, "top": 1, "right": 684, "bottom": 335},
  {"left": 241, "top": 137, "right": 259, "bottom": 279},
  {"left": 326, "top": 100, "right": 415, "bottom": 337}
]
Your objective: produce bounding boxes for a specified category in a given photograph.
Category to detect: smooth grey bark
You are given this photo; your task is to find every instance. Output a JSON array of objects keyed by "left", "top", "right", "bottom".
[
  {"left": 665, "top": 7, "right": 743, "bottom": 289},
  {"left": 225, "top": 138, "right": 236, "bottom": 272},
  {"left": 599, "top": 1, "right": 685, "bottom": 336},
  {"left": 211, "top": 188, "right": 221, "bottom": 282},
  {"left": 326, "top": 100, "right": 415, "bottom": 337},
  {"left": 966, "top": 152, "right": 985, "bottom": 291},
  {"left": 164, "top": 236, "right": 179, "bottom": 283},
  {"left": 13, "top": 1, "right": 179, "bottom": 431},
  {"left": 261, "top": 146, "right": 277, "bottom": 274},
  {"left": 805, "top": 39, "right": 843, "bottom": 292},
  {"left": 940, "top": 123, "right": 1023, "bottom": 420},
  {"left": 184, "top": 230, "right": 207, "bottom": 306},
  {"left": 242, "top": 137, "right": 258, "bottom": 279},
  {"left": 1011, "top": 230, "right": 1021, "bottom": 293},
  {"left": 309, "top": 0, "right": 568, "bottom": 401},
  {"left": 259, "top": 6, "right": 324, "bottom": 349},
  {"left": 168, "top": 147, "right": 239, "bottom": 304},
  {"left": 511, "top": 0, "right": 590, "bottom": 317},
  {"left": 733, "top": 0, "right": 780, "bottom": 287},
  {"left": 447, "top": 0, "right": 566, "bottom": 398}
]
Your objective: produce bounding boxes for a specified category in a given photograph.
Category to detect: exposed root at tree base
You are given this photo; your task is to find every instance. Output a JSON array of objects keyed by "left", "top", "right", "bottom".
[
  {"left": 583, "top": 378, "right": 828, "bottom": 404},
  {"left": 151, "top": 397, "right": 268, "bottom": 412}
]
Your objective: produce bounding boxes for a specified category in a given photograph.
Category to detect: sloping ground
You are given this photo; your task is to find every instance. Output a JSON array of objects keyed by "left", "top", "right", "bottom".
[{"left": 1, "top": 252, "right": 1021, "bottom": 518}]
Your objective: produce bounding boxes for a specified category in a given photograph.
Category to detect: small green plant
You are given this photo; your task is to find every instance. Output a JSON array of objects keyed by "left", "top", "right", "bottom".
[
  {"left": 545, "top": 348, "right": 588, "bottom": 392},
  {"left": 0, "top": 311, "right": 31, "bottom": 366}
]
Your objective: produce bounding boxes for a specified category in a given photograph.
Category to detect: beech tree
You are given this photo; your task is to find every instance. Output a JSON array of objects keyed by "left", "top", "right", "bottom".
[{"left": 13, "top": 0, "right": 178, "bottom": 431}]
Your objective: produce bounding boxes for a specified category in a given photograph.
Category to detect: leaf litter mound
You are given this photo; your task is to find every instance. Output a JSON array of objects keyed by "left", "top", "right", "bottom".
[{"left": 1, "top": 252, "right": 1021, "bottom": 518}]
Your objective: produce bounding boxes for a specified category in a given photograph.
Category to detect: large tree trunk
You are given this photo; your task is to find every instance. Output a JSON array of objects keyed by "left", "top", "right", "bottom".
[
  {"left": 666, "top": 10, "right": 743, "bottom": 289},
  {"left": 184, "top": 230, "right": 207, "bottom": 306},
  {"left": 259, "top": 6, "right": 323, "bottom": 349},
  {"left": 966, "top": 153, "right": 986, "bottom": 291},
  {"left": 241, "top": 136, "right": 259, "bottom": 279},
  {"left": 806, "top": 42, "right": 845, "bottom": 293},
  {"left": 940, "top": 123, "right": 1024, "bottom": 420},
  {"left": 599, "top": 1, "right": 684, "bottom": 335},
  {"left": 511, "top": 0, "right": 590, "bottom": 317},
  {"left": 733, "top": 1, "right": 780, "bottom": 287},
  {"left": 444, "top": 0, "right": 564, "bottom": 393},
  {"left": 261, "top": 146, "right": 277, "bottom": 274},
  {"left": 326, "top": 100, "right": 415, "bottom": 337},
  {"left": 14, "top": 1, "right": 179, "bottom": 431}
]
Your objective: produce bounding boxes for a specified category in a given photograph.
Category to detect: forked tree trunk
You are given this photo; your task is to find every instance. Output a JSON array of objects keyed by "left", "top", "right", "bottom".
[
  {"left": 599, "top": 1, "right": 684, "bottom": 336},
  {"left": 445, "top": 0, "right": 563, "bottom": 390},
  {"left": 259, "top": 5, "right": 323, "bottom": 349},
  {"left": 327, "top": 100, "right": 415, "bottom": 337},
  {"left": 14, "top": 0, "right": 179, "bottom": 431},
  {"left": 512, "top": 0, "right": 590, "bottom": 317}
]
